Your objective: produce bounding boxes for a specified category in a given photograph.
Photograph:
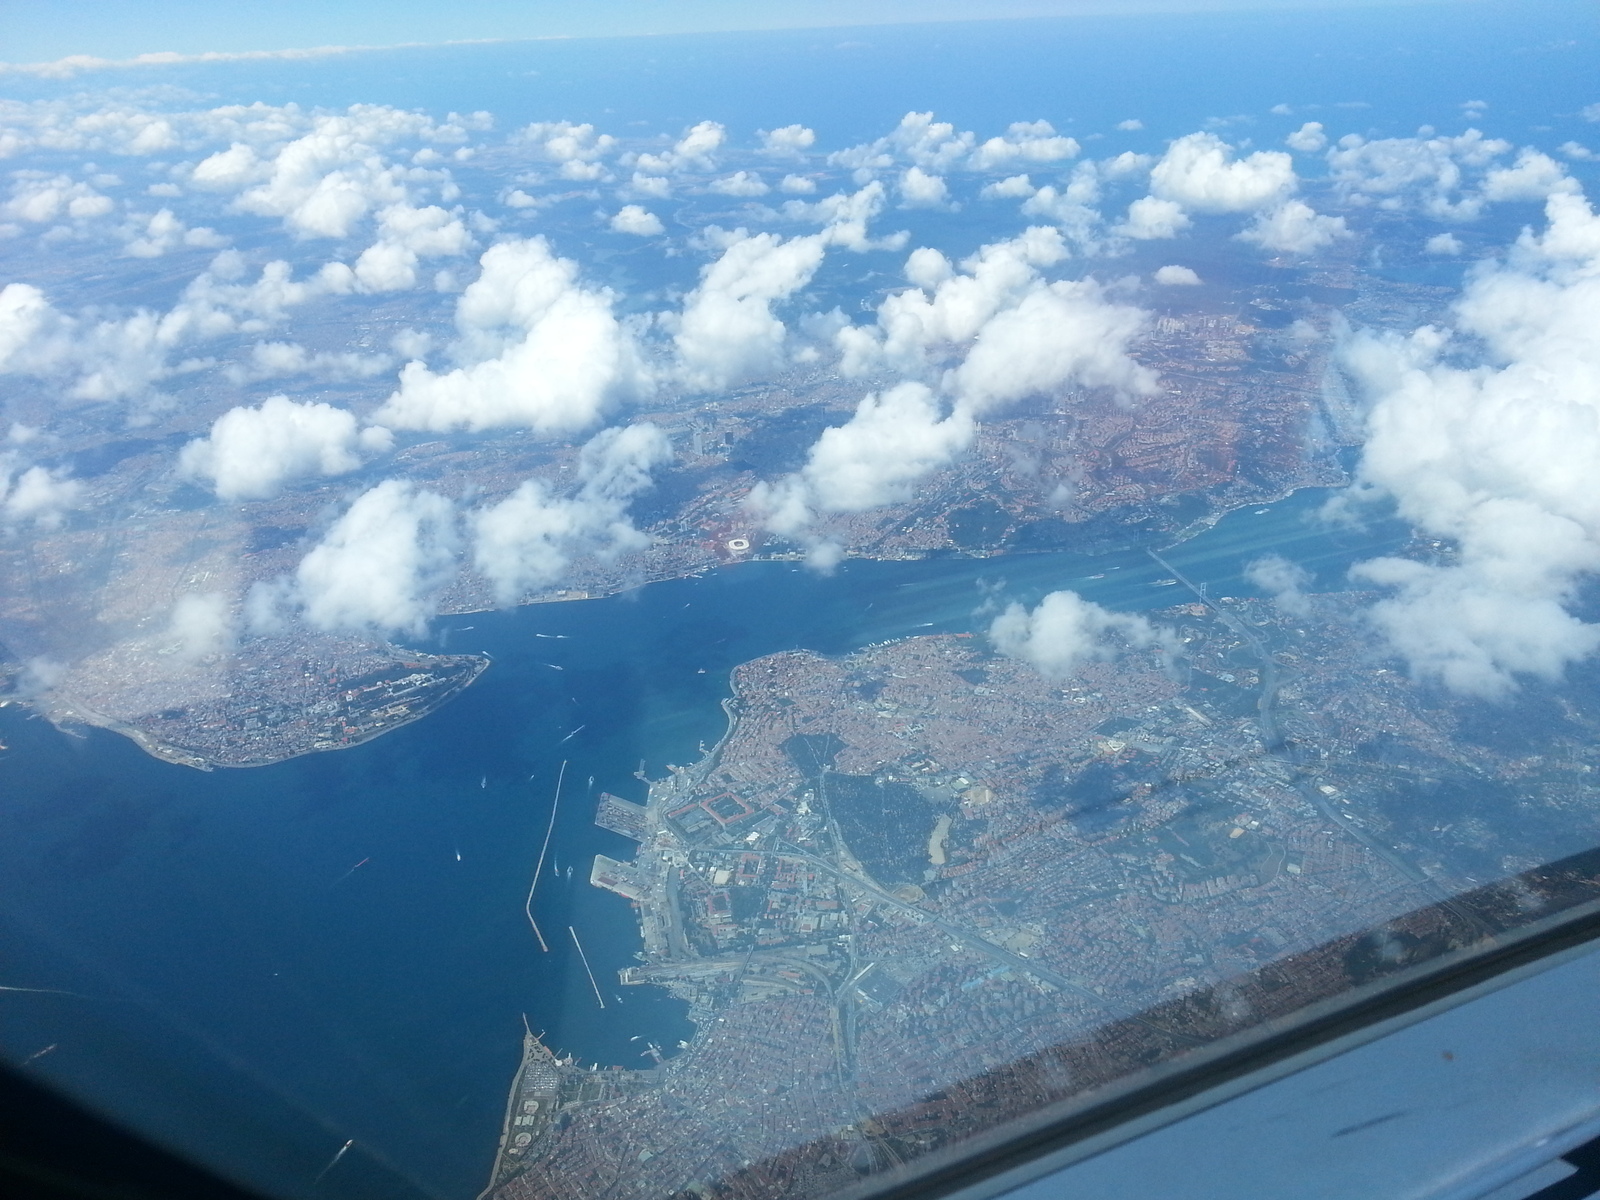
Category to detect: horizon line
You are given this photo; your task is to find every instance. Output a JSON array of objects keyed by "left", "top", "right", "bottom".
[{"left": 0, "top": 0, "right": 1483, "bottom": 80}]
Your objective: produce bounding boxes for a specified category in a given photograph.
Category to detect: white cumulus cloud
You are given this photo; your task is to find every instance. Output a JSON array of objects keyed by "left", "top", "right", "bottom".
[
  {"left": 1246, "top": 553, "right": 1312, "bottom": 617},
  {"left": 628, "top": 173, "right": 672, "bottom": 199},
  {"left": 710, "top": 171, "right": 769, "bottom": 197},
  {"left": 350, "top": 202, "right": 473, "bottom": 292},
  {"left": 898, "top": 166, "right": 950, "bottom": 209},
  {"left": 1285, "top": 122, "right": 1327, "bottom": 153},
  {"left": 1480, "top": 149, "right": 1578, "bottom": 204},
  {"left": 1119, "top": 195, "right": 1192, "bottom": 240},
  {"left": 969, "top": 120, "right": 1080, "bottom": 171},
  {"left": 1149, "top": 132, "right": 1297, "bottom": 213},
  {"left": 163, "top": 592, "right": 236, "bottom": 663},
  {"left": 5, "top": 173, "right": 114, "bottom": 222},
  {"left": 830, "top": 111, "right": 976, "bottom": 178},
  {"left": 374, "top": 236, "right": 647, "bottom": 434},
  {"left": 1342, "top": 190, "right": 1600, "bottom": 697},
  {"left": 515, "top": 120, "right": 615, "bottom": 181},
  {"left": 672, "top": 229, "right": 827, "bottom": 392},
  {"left": 214, "top": 111, "right": 442, "bottom": 238},
  {"left": 1238, "top": 198, "right": 1348, "bottom": 254},
  {"left": 990, "top": 590, "right": 1170, "bottom": 678},
  {"left": 837, "top": 226, "right": 1069, "bottom": 377},
  {"left": 0, "top": 280, "right": 200, "bottom": 403},
  {"left": 983, "top": 174, "right": 1035, "bottom": 200},
  {"left": 778, "top": 181, "right": 899, "bottom": 252},
  {"left": 179, "top": 395, "right": 392, "bottom": 500},
  {"left": 610, "top": 204, "right": 664, "bottom": 235},
  {"left": 223, "top": 340, "right": 391, "bottom": 384},
  {"left": 750, "top": 382, "right": 974, "bottom": 536},
  {"left": 472, "top": 423, "right": 671, "bottom": 604},
  {"left": 1154, "top": 264, "right": 1202, "bottom": 285},
  {"left": 122, "top": 208, "right": 228, "bottom": 257},
  {"left": 759, "top": 124, "right": 816, "bottom": 159},
  {"left": 635, "top": 120, "right": 725, "bottom": 175},
  {"left": 756, "top": 227, "right": 1156, "bottom": 548},
  {"left": 174, "top": 251, "right": 355, "bottom": 334},
  {"left": 948, "top": 276, "right": 1157, "bottom": 413},
  {"left": 290, "top": 479, "right": 459, "bottom": 637},
  {"left": 1019, "top": 161, "right": 1114, "bottom": 249},
  {"left": 0, "top": 457, "right": 80, "bottom": 528},
  {"left": 1327, "top": 128, "right": 1511, "bottom": 220},
  {"left": 839, "top": 226, "right": 1156, "bottom": 412},
  {"left": 1115, "top": 132, "right": 1337, "bottom": 254}
]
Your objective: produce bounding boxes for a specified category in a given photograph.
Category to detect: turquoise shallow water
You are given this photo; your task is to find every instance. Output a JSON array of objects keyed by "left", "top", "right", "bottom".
[{"left": 0, "top": 484, "right": 1409, "bottom": 1200}]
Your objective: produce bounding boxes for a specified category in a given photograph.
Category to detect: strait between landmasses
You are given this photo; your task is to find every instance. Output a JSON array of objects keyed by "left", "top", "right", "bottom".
[{"left": 0, "top": 252, "right": 1381, "bottom": 768}]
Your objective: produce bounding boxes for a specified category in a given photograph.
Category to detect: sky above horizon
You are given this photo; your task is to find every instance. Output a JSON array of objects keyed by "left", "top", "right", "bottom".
[{"left": 4, "top": 0, "right": 1478, "bottom": 66}]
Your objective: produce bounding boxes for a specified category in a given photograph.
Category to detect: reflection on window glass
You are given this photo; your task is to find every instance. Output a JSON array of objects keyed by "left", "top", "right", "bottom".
[{"left": 0, "top": 4, "right": 1598, "bottom": 1199}]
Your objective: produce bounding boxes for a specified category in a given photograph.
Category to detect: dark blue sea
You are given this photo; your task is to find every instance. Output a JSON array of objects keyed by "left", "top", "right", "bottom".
[{"left": 0, "top": 485, "right": 1410, "bottom": 1200}]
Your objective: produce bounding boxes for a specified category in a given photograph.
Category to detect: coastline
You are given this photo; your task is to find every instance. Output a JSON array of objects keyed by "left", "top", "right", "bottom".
[
  {"left": 29, "top": 470, "right": 1346, "bottom": 777},
  {"left": 41, "top": 700, "right": 215, "bottom": 771},
  {"left": 37, "top": 653, "right": 490, "bottom": 772},
  {"left": 480, "top": 1025, "right": 546, "bottom": 1200},
  {"left": 476, "top": 472, "right": 1406, "bottom": 1194}
]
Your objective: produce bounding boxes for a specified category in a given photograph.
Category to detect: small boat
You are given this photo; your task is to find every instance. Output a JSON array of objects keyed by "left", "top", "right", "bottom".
[
  {"left": 1086, "top": 573, "right": 1105, "bottom": 579},
  {"left": 1151, "top": 578, "right": 1179, "bottom": 587},
  {"left": 480, "top": 776, "right": 487, "bottom": 788},
  {"left": 333, "top": 858, "right": 370, "bottom": 886},
  {"left": 1254, "top": 508, "right": 1270, "bottom": 515}
]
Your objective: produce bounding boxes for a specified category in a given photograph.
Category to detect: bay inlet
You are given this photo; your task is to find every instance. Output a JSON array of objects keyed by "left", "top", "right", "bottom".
[{"left": 0, "top": 485, "right": 1407, "bottom": 1200}]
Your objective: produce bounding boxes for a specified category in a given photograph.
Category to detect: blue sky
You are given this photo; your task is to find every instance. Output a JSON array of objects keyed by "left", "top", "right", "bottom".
[{"left": 4, "top": 0, "right": 1468, "bottom": 64}]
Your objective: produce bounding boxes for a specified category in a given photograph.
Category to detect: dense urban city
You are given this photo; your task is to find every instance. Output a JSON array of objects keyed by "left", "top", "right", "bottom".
[
  {"left": 485, "top": 574, "right": 1600, "bottom": 1199},
  {"left": 0, "top": 255, "right": 1445, "bottom": 767}
]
